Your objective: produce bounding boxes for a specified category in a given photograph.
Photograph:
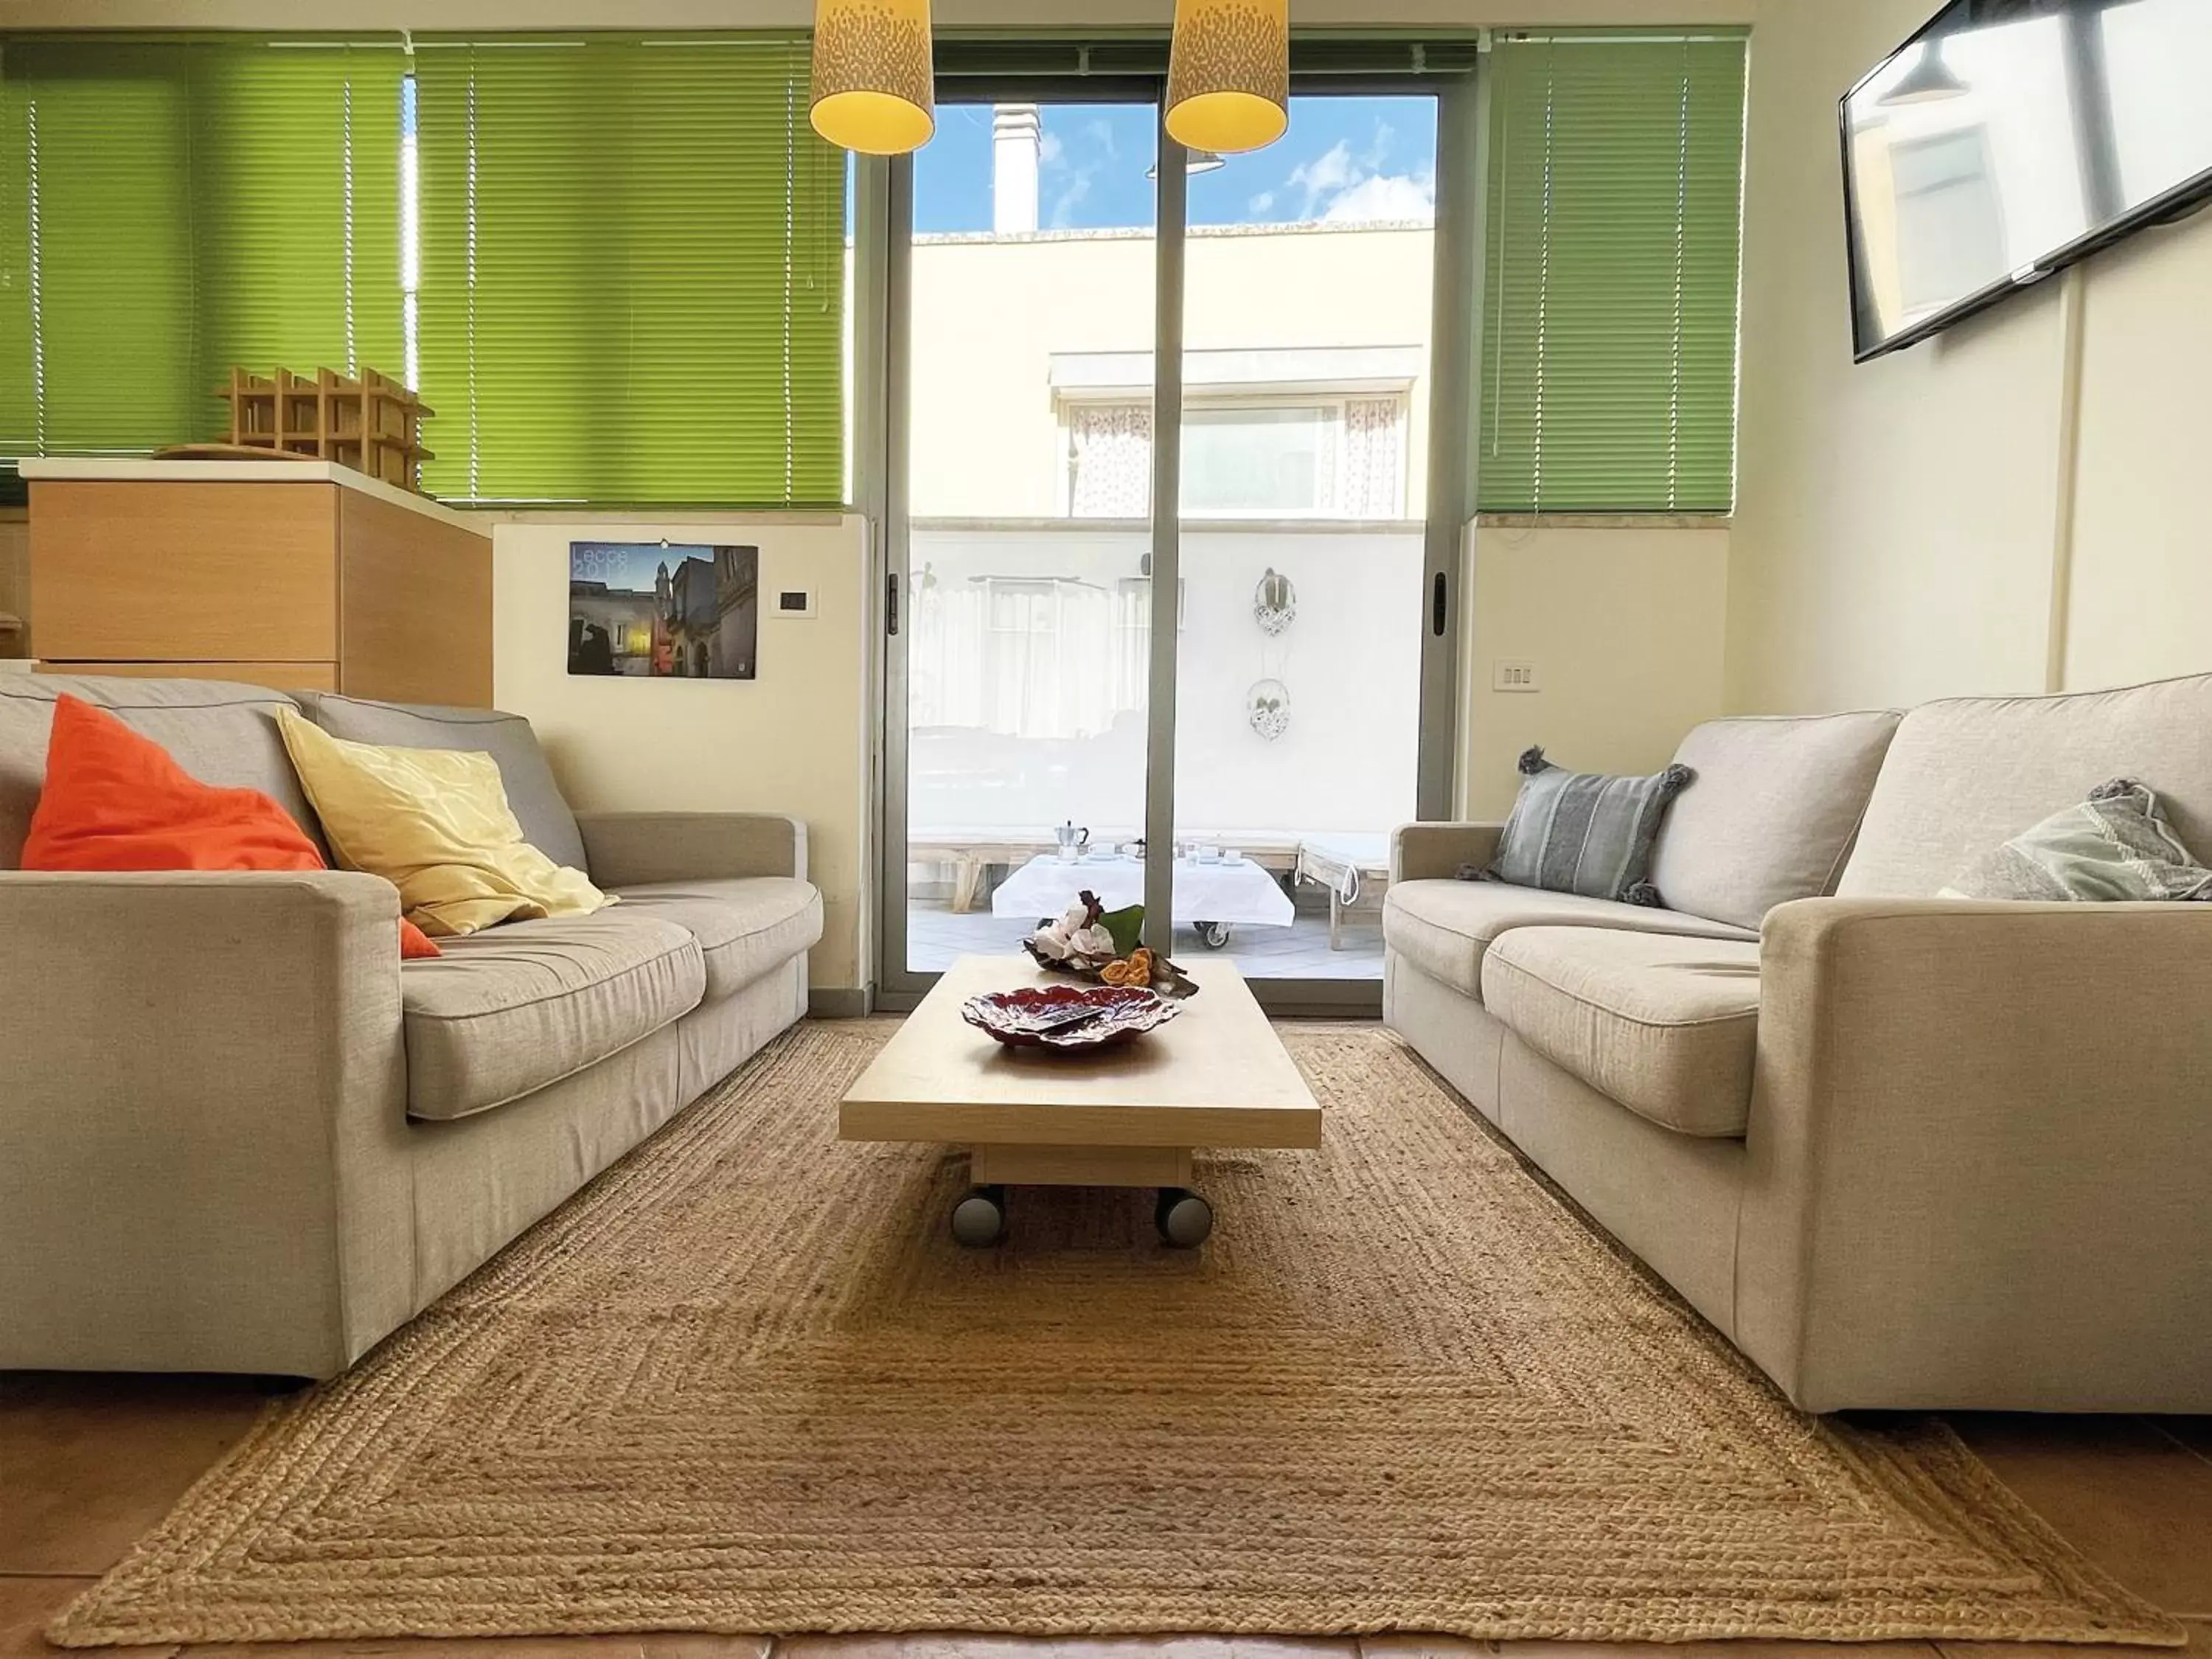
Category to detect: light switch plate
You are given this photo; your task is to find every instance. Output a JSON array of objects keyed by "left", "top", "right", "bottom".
[
  {"left": 771, "top": 588, "right": 817, "bottom": 619},
  {"left": 1493, "top": 658, "right": 1540, "bottom": 693}
]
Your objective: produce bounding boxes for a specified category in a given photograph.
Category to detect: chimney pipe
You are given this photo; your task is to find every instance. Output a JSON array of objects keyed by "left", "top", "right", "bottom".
[{"left": 993, "top": 103, "right": 1041, "bottom": 235}]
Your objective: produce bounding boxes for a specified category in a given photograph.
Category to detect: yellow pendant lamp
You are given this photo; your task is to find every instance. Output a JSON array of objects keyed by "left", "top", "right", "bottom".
[
  {"left": 810, "top": 0, "right": 936, "bottom": 156},
  {"left": 1165, "top": 0, "right": 1290, "bottom": 157}
]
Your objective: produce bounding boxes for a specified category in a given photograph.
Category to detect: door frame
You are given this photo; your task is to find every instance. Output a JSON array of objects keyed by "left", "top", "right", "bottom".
[{"left": 869, "top": 57, "right": 1482, "bottom": 1016}]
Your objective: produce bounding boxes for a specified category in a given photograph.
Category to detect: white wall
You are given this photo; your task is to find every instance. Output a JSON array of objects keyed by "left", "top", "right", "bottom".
[
  {"left": 906, "top": 523, "right": 1424, "bottom": 839},
  {"left": 490, "top": 516, "right": 872, "bottom": 992},
  {"left": 909, "top": 226, "right": 1436, "bottom": 521},
  {"left": 2059, "top": 218, "right": 2212, "bottom": 691},
  {"left": 1462, "top": 521, "right": 1733, "bottom": 819},
  {"left": 1728, "top": 0, "right": 2212, "bottom": 714}
]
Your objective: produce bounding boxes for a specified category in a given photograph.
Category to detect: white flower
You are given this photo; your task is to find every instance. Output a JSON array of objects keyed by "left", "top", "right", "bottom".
[
  {"left": 1069, "top": 923, "right": 1116, "bottom": 959},
  {"left": 1030, "top": 926, "right": 1074, "bottom": 963},
  {"left": 1057, "top": 899, "right": 1093, "bottom": 934}
]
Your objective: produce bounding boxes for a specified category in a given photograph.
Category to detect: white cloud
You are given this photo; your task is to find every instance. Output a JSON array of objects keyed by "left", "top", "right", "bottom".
[
  {"left": 1287, "top": 140, "right": 1357, "bottom": 218},
  {"left": 1040, "top": 122, "right": 1101, "bottom": 229},
  {"left": 1278, "top": 132, "right": 1435, "bottom": 225},
  {"left": 1321, "top": 170, "right": 1436, "bottom": 223},
  {"left": 1248, "top": 189, "right": 1276, "bottom": 214}
]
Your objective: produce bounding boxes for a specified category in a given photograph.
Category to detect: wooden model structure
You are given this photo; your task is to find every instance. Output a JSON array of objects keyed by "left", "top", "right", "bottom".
[{"left": 213, "top": 367, "right": 434, "bottom": 493}]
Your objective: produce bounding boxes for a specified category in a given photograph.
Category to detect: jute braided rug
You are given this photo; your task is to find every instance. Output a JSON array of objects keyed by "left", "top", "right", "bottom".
[{"left": 52, "top": 1021, "right": 2180, "bottom": 1648}]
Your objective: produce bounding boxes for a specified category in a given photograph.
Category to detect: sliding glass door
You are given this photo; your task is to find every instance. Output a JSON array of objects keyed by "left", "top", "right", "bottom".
[
  {"left": 894, "top": 96, "right": 1161, "bottom": 973},
  {"left": 1172, "top": 93, "right": 1438, "bottom": 982},
  {"left": 877, "top": 64, "right": 1471, "bottom": 1011}
]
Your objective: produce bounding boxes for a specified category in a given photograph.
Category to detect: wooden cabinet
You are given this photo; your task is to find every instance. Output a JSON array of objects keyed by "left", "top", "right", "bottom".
[{"left": 24, "top": 462, "right": 493, "bottom": 706}]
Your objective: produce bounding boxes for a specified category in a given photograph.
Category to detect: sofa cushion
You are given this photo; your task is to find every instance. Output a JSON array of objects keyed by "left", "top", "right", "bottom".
[
  {"left": 400, "top": 911, "right": 705, "bottom": 1120},
  {"left": 1840, "top": 673, "right": 2212, "bottom": 898},
  {"left": 1481, "top": 928, "right": 1761, "bottom": 1138},
  {"left": 0, "top": 674, "right": 322, "bottom": 866},
  {"left": 607, "top": 877, "right": 823, "bottom": 1000},
  {"left": 1382, "top": 878, "right": 1754, "bottom": 1001},
  {"left": 1646, "top": 710, "right": 1902, "bottom": 929},
  {"left": 294, "top": 692, "right": 588, "bottom": 872}
]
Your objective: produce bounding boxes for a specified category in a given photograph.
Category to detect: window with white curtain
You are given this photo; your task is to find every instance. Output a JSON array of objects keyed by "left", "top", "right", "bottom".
[
  {"left": 907, "top": 574, "right": 1150, "bottom": 741},
  {"left": 1062, "top": 394, "right": 1408, "bottom": 519}
]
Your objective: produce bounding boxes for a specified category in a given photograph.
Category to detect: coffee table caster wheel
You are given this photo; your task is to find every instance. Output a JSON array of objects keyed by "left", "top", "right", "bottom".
[
  {"left": 1197, "top": 921, "right": 1232, "bottom": 950},
  {"left": 951, "top": 1186, "right": 1006, "bottom": 1247},
  {"left": 1155, "top": 1187, "right": 1213, "bottom": 1248}
]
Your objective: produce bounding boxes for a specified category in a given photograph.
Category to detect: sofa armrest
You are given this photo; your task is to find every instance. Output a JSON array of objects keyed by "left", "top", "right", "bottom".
[
  {"left": 576, "top": 811, "right": 807, "bottom": 886},
  {"left": 1391, "top": 821, "right": 1505, "bottom": 884},
  {"left": 0, "top": 870, "right": 412, "bottom": 1379},
  {"left": 1737, "top": 895, "right": 2212, "bottom": 1411}
]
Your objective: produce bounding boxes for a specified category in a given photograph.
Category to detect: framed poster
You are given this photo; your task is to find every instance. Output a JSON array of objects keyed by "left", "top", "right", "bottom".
[{"left": 568, "top": 542, "right": 759, "bottom": 679}]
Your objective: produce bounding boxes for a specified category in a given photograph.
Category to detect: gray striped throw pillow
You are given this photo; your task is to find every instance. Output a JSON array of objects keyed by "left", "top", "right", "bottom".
[{"left": 1472, "top": 746, "right": 1695, "bottom": 908}]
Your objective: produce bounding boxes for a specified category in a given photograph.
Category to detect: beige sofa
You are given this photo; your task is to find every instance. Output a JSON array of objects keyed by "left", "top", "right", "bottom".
[
  {"left": 0, "top": 675, "right": 822, "bottom": 1380},
  {"left": 1386, "top": 673, "right": 2212, "bottom": 1414}
]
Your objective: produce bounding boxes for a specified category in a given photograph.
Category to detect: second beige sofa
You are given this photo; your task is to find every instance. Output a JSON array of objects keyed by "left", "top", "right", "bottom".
[{"left": 1386, "top": 674, "right": 2212, "bottom": 1413}]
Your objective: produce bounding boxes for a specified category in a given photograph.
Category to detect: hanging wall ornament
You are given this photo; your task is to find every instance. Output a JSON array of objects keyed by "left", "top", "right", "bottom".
[
  {"left": 1247, "top": 678, "right": 1290, "bottom": 741},
  {"left": 1252, "top": 566, "right": 1296, "bottom": 636}
]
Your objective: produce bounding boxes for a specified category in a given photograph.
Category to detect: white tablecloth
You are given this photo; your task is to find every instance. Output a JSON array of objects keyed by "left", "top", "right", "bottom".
[{"left": 991, "top": 853, "right": 1295, "bottom": 928}]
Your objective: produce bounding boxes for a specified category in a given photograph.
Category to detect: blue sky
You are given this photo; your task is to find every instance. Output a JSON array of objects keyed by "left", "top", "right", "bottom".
[{"left": 912, "top": 96, "right": 1439, "bottom": 234}]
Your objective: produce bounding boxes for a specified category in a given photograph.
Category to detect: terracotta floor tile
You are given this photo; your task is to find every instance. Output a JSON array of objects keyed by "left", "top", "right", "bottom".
[
  {"left": 2150, "top": 1419, "right": 2212, "bottom": 1466},
  {"left": 0, "top": 1576, "right": 174, "bottom": 1659},
  {"left": 0, "top": 1373, "right": 268, "bottom": 1576},
  {"left": 1357, "top": 1639, "right": 1498, "bottom": 1659},
  {"left": 1951, "top": 1414, "right": 2212, "bottom": 1615},
  {"left": 1494, "top": 1645, "right": 1939, "bottom": 1659},
  {"left": 776, "top": 1641, "right": 1357, "bottom": 1659},
  {"left": 178, "top": 1644, "right": 681, "bottom": 1659},
  {"left": 641, "top": 1636, "right": 776, "bottom": 1659},
  {"left": 1935, "top": 1616, "right": 2210, "bottom": 1659}
]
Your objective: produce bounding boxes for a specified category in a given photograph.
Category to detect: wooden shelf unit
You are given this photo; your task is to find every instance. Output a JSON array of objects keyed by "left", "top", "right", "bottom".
[{"left": 218, "top": 367, "right": 434, "bottom": 493}]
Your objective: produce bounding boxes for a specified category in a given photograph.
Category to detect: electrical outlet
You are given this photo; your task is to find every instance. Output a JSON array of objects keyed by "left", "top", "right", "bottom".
[{"left": 1493, "top": 658, "right": 1540, "bottom": 693}]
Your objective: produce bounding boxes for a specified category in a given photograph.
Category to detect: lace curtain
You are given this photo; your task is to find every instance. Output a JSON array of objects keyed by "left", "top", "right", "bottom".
[
  {"left": 1067, "top": 403, "right": 1154, "bottom": 518},
  {"left": 1342, "top": 397, "right": 1406, "bottom": 517}
]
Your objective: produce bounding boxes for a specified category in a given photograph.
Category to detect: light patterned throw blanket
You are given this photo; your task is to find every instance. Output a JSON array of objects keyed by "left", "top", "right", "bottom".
[{"left": 1941, "top": 778, "right": 2212, "bottom": 903}]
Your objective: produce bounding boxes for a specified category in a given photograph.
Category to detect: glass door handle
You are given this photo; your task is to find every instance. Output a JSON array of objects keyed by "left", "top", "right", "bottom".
[{"left": 1431, "top": 570, "right": 1447, "bottom": 637}]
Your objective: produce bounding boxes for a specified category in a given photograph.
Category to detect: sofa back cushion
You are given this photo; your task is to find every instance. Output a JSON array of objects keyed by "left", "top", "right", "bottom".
[
  {"left": 1839, "top": 673, "right": 2212, "bottom": 897},
  {"left": 1646, "top": 710, "right": 1902, "bottom": 929},
  {"left": 0, "top": 674, "right": 324, "bottom": 866},
  {"left": 293, "top": 692, "right": 588, "bottom": 872}
]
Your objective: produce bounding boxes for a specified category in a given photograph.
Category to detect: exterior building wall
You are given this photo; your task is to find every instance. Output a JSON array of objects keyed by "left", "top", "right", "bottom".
[{"left": 908, "top": 223, "right": 1435, "bottom": 521}]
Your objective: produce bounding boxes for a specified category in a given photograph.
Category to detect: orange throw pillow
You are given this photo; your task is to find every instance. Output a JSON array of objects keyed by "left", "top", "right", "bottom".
[{"left": 21, "top": 694, "right": 440, "bottom": 959}]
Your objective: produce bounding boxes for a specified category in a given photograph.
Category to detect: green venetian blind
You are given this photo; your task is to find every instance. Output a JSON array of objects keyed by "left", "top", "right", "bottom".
[
  {"left": 1478, "top": 34, "right": 1748, "bottom": 514},
  {"left": 412, "top": 35, "right": 846, "bottom": 507},
  {"left": 0, "top": 38, "right": 405, "bottom": 461}
]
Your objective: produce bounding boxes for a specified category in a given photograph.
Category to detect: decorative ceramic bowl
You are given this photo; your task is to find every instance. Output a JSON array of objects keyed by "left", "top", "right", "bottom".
[{"left": 961, "top": 984, "right": 1185, "bottom": 1052}]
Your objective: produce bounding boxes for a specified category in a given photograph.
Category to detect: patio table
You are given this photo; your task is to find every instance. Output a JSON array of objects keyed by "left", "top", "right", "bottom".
[{"left": 990, "top": 851, "right": 1294, "bottom": 947}]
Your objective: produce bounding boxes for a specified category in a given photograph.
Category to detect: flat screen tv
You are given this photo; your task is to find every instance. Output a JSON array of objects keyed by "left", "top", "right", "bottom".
[{"left": 1842, "top": 0, "right": 2212, "bottom": 360}]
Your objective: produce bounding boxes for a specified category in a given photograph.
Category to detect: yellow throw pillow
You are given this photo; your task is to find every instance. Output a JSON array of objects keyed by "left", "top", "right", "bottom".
[{"left": 275, "top": 707, "right": 610, "bottom": 937}]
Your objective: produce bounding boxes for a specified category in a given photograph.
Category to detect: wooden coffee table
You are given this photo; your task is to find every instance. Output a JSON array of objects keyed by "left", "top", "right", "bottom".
[{"left": 838, "top": 954, "right": 1321, "bottom": 1246}]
